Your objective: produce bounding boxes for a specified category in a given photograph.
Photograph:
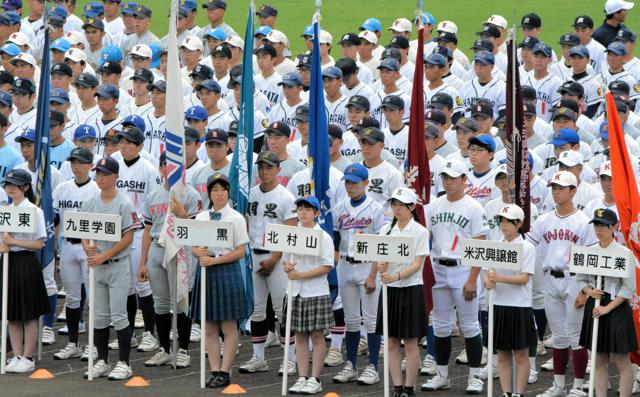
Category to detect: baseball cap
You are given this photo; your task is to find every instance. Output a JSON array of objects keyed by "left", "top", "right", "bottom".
[
  {"left": 425, "top": 108, "right": 447, "bottom": 125},
  {"left": 117, "top": 126, "right": 145, "bottom": 145},
  {"left": 518, "top": 36, "right": 540, "bottom": 50},
  {"left": 559, "top": 33, "right": 581, "bottom": 46},
  {"left": 339, "top": 33, "right": 360, "bottom": 46},
  {"left": 301, "top": 24, "right": 314, "bottom": 37},
  {"left": 195, "top": 79, "right": 221, "bottom": 93},
  {"left": 388, "top": 188, "right": 418, "bottom": 205},
  {"left": 615, "top": 28, "right": 637, "bottom": 43},
  {"left": 477, "top": 25, "right": 501, "bottom": 38},
  {"left": 523, "top": 102, "right": 537, "bottom": 115},
  {"left": 590, "top": 208, "right": 618, "bottom": 225},
  {"left": 424, "top": 122, "right": 440, "bottom": 138},
  {"left": 352, "top": 116, "right": 380, "bottom": 133},
  {"left": 322, "top": 66, "right": 343, "bottom": 79},
  {"left": 64, "top": 48, "right": 87, "bottom": 64},
  {"left": 224, "top": 35, "right": 244, "bottom": 49},
  {"left": 550, "top": 128, "right": 580, "bottom": 145},
  {"left": 557, "top": 150, "right": 584, "bottom": 167},
  {"left": 74, "top": 73, "right": 99, "bottom": 88},
  {"left": 381, "top": 47, "right": 402, "bottom": 61},
  {"left": 558, "top": 81, "right": 584, "bottom": 97},
  {"left": 0, "top": 43, "right": 20, "bottom": 57},
  {"left": 15, "top": 128, "right": 35, "bottom": 143},
  {"left": 470, "top": 39, "right": 494, "bottom": 52},
  {"left": 120, "top": 2, "right": 138, "bottom": 15},
  {"left": 569, "top": 45, "right": 590, "bottom": 58},
  {"left": 297, "top": 52, "right": 312, "bottom": 68},
  {"left": 474, "top": 50, "right": 495, "bottom": 65},
  {"left": 180, "top": 36, "right": 204, "bottom": 52},
  {"left": 380, "top": 95, "right": 404, "bottom": 111},
  {"left": 432, "top": 45, "right": 453, "bottom": 60},
  {"left": 440, "top": 159, "right": 468, "bottom": 178},
  {"left": 293, "top": 105, "right": 309, "bottom": 122},
  {"left": 358, "top": 30, "right": 377, "bottom": 45},
  {"left": 599, "top": 160, "right": 612, "bottom": 177},
  {"left": 180, "top": 0, "right": 197, "bottom": 11},
  {"left": 314, "top": 30, "right": 333, "bottom": 45},
  {"left": 468, "top": 134, "right": 496, "bottom": 152},
  {"left": 256, "top": 4, "right": 277, "bottom": 18},
  {"left": 454, "top": 117, "right": 478, "bottom": 133},
  {"left": 499, "top": 204, "right": 525, "bottom": 221},
  {"left": 122, "top": 115, "right": 146, "bottom": 133},
  {"left": 227, "top": 120, "right": 239, "bottom": 136},
  {"left": 359, "top": 17, "right": 382, "bottom": 32},
  {"left": 359, "top": 127, "right": 385, "bottom": 144},
  {"left": 207, "top": 173, "right": 231, "bottom": 192},
  {"left": 99, "top": 45, "right": 123, "bottom": 66},
  {"left": 189, "top": 64, "right": 214, "bottom": 80},
  {"left": 421, "top": 12, "right": 436, "bottom": 26},
  {"left": 522, "top": 85, "right": 537, "bottom": 101},
  {"left": 254, "top": 43, "right": 276, "bottom": 58},
  {"left": 346, "top": 95, "right": 370, "bottom": 111},
  {"left": 335, "top": 57, "right": 358, "bottom": 76},
  {"left": 83, "top": 2, "right": 104, "bottom": 18},
  {"left": 437, "top": 31, "right": 458, "bottom": 45},
  {"left": 484, "top": 15, "right": 508, "bottom": 29},
  {"left": 0, "top": 10, "right": 18, "bottom": 26},
  {"left": 342, "top": 163, "right": 369, "bottom": 183},
  {"left": 548, "top": 170, "right": 577, "bottom": 187},
  {"left": 256, "top": 151, "right": 280, "bottom": 166},
  {"left": 211, "top": 44, "right": 233, "bottom": 58},
  {"left": 93, "top": 157, "right": 120, "bottom": 175},
  {"left": 470, "top": 101, "right": 494, "bottom": 118},
  {"left": 551, "top": 107, "right": 578, "bottom": 121},
  {"left": 10, "top": 52, "right": 36, "bottom": 68},
  {"left": 607, "top": 41, "right": 628, "bottom": 55},
  {"left": 495, "top": 163, "right": 508, "bottom": 177},
  {"left": 83, "top": 17, "right": 104, "bottom": 31},
  {"left": 436, "top": 20, "right": 458, "bottom": 34},
  {"left": 11, "top": 78, "right": 35, "bottom": 94},
  {"left": 295, "top": 195, "right": 320, "bottom": 210},
  {"left": 133, "top": 4, "right": 152, "bottom": 18},
  {"left": 98, "top": 61, "right": 123, "bottom": 75},
  {"left": 205, "top": 128, "right": 229, "bottom": 144},
  {"left": 264, "top": 121, "right": 291, "bottom": 137},
  {"left": 1, "top": 0, "right": 22, "bottom": 11},
  {"left": 73, "top": 124, "right": 98, "bottom": 141},
  {"left": 50, "top": 88, "right": 69, "bottom": 104},
  {"left": 2, "top": 169, "right": 31, "bottom": 187},
  {"left": 202, "top": 0, "right": 227, "bottom": 10},
  {"left": 572, "top": 15, "right": 594, "bottom": 29},
  {"left": 430, "top": 92, "right": 454, "bottom": 110},
  {"left": 49, "top": 110, "right": 65, "bottom": 127},
  {"left": 0, "top": 90, "right": 12, "bottom": 107},
  {"left": 102, "top": 128, "right": 120, "bottom": 143},
  {"left": 600, "top": 122, "right": 610, "bottom": 140},
  {"left": 130, "top": 44, "right": 152, "bottom": 59},
  {"left": 424, "top": 53, "right": 446, "bottom": 67},
  {"left": 51, "top": 62, "right": 73, "bottom": 77},
  {"left": 520, "top": 13, "right": 542, "bottom": 28},
  {"left": 605, "top": 0, "right": 635, "bottom": 14},
  {"left": 7, "top": 32, "right": 29, "bottom": 48},
  {"left": 264, "top": 30, "right": 288, "bottom": 45},
  {"left": 389, "top": 36, "right": 410, "bottom": 49},
  {"left": 184, "top": 127, "right": 200, "bottom": 143},
  {"left": 95, "top": 84, "right": 119, "bottom": 99},
  {"left": 67, "top": 147, "right": 94, "bottom": 164},
  {"left": 147, "top": 80, "right": 167, "bottom": 93},
  {"left": 609, "top": 80, "right": 631, "bottom": 95},
  {"left": 205, "top": 27, "right": 228, "bottom": 41},
  {"left": 185, "top": 105, "right": 208, "bottom": 122},
  {"left": 388, "top": 17, "right": 412, "bottom": 33},
  {"left": 532, "top": 42, "right": 552, "bottom": 57}
]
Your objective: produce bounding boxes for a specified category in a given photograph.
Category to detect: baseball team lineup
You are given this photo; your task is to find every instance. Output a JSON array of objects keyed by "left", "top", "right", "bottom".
[{"left": 3, "top": 0, "right": 640, "bottom": 396}]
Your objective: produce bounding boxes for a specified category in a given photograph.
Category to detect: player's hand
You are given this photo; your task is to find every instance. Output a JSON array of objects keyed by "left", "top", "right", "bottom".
[
  {"left": 364, "top": 275, "right": 377, "bottom": 293},
  {"left": 0, "top": 242, "right": 9, "bottom": 253},
  {"left": 592, "top": 304, "right": 613, "bottom": 318},
  {"left": 287, "top": 270, "right": 302, "bottom": 280},
  {"left": 574, "top": 293, "right": 588, "bottom": 308},
  {"left": 170, "top": 197, "right": 188, "bottom": 219},
  {"left": 138, "top": 264, "right": 148, "bottom": 282},
  {"left": 84, "top": 245, "right": 96, "bottom": 257},
  {"left": 377, "top": 262, "right": 388, "bottom": 274},
  {"left": 192, "top": 246, "right": 208, "bottom": 258},
  {"left": 257, "top": 258, "right": 276, "bottom": 277},
  {"left": 88, "top": 252, "right": 107, "bottom": 267},
  {"left": 584, "top": 287, "right": 604, "bottom": 300},
  {"left": 284, "top": 262, "right": 295, "bottom": 273},
  {"left": 380, "top": 272, "right": 395, "bottom": 284},
  {"left": 463, "top": 280, "right": 478, "bottom": 301}
]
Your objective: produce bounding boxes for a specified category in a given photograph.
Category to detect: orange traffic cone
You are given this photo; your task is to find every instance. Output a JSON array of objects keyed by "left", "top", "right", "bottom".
[
  {"left": 323, "top": 393, "right": 341, "bottom": 397},
  {"left": 222, "top": 384, "right": 246, "bottom": 394},
  {"left": 29, "top": 369, "right": 54, "bottom": 379},
  {"left": 125, "top": 376, "right": 150, "bottom": 387}
]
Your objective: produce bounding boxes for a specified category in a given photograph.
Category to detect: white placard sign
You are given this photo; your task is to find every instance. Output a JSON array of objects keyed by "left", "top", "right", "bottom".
[
  {"left": 62, "top": 212, "right": 121, "bottom": 242},
  {"left": 570, "top": 245, "right": 631, "bottom": 278},
  {"left": 263, "top": 224, "right": 322, "bottom": 256},
  {"left": 0, "top": 206, "right": 36, "bottom": 234},
  {"left": 460, "top": 239, "right": 522, "bottom": 271},
  {"left": 352, "top": 234, "right": 415, "bottom": 263},
  {"left": 173, "top": 219, "right": 234, "bottom": 248}
]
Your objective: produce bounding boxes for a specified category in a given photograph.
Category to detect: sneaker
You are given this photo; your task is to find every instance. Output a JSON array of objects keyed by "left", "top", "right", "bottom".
[
  {"left": 58, "top": 322, "right": 86, "bottom": 335},
  {"left": 323, "top": 347, "right": 343, "bottom": 367},
  {"left": 207, "top": 371, "right": 230, "bottom": 388},
  {"left": 56, "top": 309, "right": 66, "bottom": 322},
  {"left": 451, "top": 324, "right": 461, "bottom": 337},
  {"left": 455, "top": 350, "right": 468, "bottom": 364},
  {"left": 108, "top": 361, "right": 133, "bottom": 380},
  {"left": 358, "top": 337, "right": 368, "bottom": 355},
  {"left": 81, "top": 346, "right": 97, "bottom": 362},
  {"left": 528, "top": 369, "right": 538, "bottom": 384},
  {"left": 479, "top": 364, "right": 498, "bottom": 380},
  {"left": 83, "top": 359, "right": 111, "bottom": 379},
  {"left": 567, "top": 387, "right": 586, "bottom": 397},
  {"left": 134, "top": 311, "right": 144, "bottom": 329},
  {"left": 190, "top": 323, "right": 201, "bottom": 342},
  {"left": 357, "top": 364, "right": 379, "bottom": 385},
  {"left": 265, "top": 331, "right": 280, "bottom": 348},
  {"left": 543, "top": 336, "right": 554, "bottom": 348},
  {"left": 289, "top": 377, "right": 307, "bottom": 394},
  {"left": 300, "top": 377, "right": 322, "bottom": 394},
  {"left": 53, "top": 343, "right": 82, "bottom": 360},
  {"left": 585, "top": 357, "right": 591, "bottom": 374},
  {"left": 332, "top": 362, "right": 358, "bottom": 383},
  {"left": 108, "top": 337, "right": 139, "bottom": 350},
  {"left": 239, "top": 356, "right": 269, "bottom": 374},
  {"left": 278, "top": 359, "right": 297, "bottom": 376},
  {"left": 421, "top": 374, "right": 451, "bottom": 391},
  {"left": 581, "top": 379, "right": 609, "bottom": 391},
  {"left": 466, "top": 375, "right": 484, "bottom": 394},
  {"left": 537, "top": 340, "right": 547, "bottom": 355},
  {"left": 5, "top": 356, "right": 20, "bottom": 372},
  {"left": 57, "top": 288, "right": 66, "bottom": 298},
  {"left": 9, "top": 357, "right": 35, "bottom": 373},
  {"left": 541, "top": 358, "right": 554, "bottom": 371},
  {"left": 144, "top": 347, "right": 171, "bottom": 367},
  {"left": 176, "top": 348, "right": 190, "bottom": 368},
  {"left": 137, "top": 331, "right": 159, "bottom": 352},
  {"left": 420, "top": 354, "right": 437, "bottom": 376},
  {"left": 632, "top": 379, "right": 640, "bottom": 394},
  {"left": 41, "top": 326, "right": 55, "bottom": 345},
  {"left": 535, "top": 382, "right": 566, "bottom": 397}
]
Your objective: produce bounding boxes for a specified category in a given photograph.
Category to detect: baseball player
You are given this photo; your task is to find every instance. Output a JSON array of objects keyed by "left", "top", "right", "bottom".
[
  {"left": 527, "top": 171, "right": 596, "bottom": 396},
  {"left": 68, "top": 73, "right": 101, "bottom": 127},
  {"left": 191, "top": 128, "right": 231, "bottom": 207},
  {"left": 572, "top": 15, "right": 607, "bottom": 74},
  {"left": 522, "top": 43, "right": 562, "bottom": 122},
  {"left": 285, "top": 105, "right": 310, "bottom": 166},
  {"left": 460, "top": 51, "right": 506, "bottom": 119},
  {"left": 422, "top": 159, "right": 489, "bottom": 394},
  {"left": 323, "top": 66, "right": 350, "bottom": 131},
  {"left": 267, "top": 72, "right": 306, "bottom": 132},
  {"left": 254, "top": 44, "right": 283, "bottom": 106},
  {"left": 141, "top": 80, "right": 167, "bottom": 161},
  {"left": 381, "top": 95, "right": 409, "bottom": 167},
  {"left": 540, "top": 151, "right": 601, "bottom": 212},
  {"left": 371, "top": 58, "right": 411, "bottom": 130},
  {"left": 601, "top": 42, "right": 640, "bottom": 103},
  {"left": 423, "top": 53, "right": 463, "bottom": 120},
  {"left": 92, "top": 84, "right": 123, "bottom": 157},
  {"left": 567, "top": 46, "right": 606, "bottom": 118},
  {"left": 463, "top": 134, "right": 499, "bottom": 206},
  {"left": 81, "top": 156, "right": 140, "bottom": 380},
  {"left": 256, "top": 122, "right": 305, "bottom": 187}
]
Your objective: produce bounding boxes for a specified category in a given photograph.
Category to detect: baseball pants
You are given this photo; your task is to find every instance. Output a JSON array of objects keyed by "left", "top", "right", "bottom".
[
  {"left": 59, "top": 241, "right": 89, "bottom": 309},
  {"left": 146, "top": 240, "right": 182, "bottom": 315},
  {"left": 544, "top": 273, "right": 584, "bottom": 350},
  {"left": 94, "top": 258, "right": 131, "bottom": 331},
  {"left": 42, "top": 259, "right": 58, "bottom": 297},
  {"left": 431, "top": 263, "right": 481, "bottom": 338},
  {"left": 129, "top": 229, "right": 152, "bottom": 297},
  {"left": 337, "top": 258, "right": 380, "bottom": 334},
  {"left": 531, "top": 259, "right": 546, "bottom": 310},
  {"left": 250, "top": 252, "right": 287, "bottom": 322}
]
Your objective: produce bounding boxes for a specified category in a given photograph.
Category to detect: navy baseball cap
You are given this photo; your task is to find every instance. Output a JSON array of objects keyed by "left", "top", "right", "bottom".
[
  {"left": 590, "top": 208, "right": 618, "bottom": 226},
  {"left": 293, "top": 105, "right": 309, "bottom": 122},
  {"left": 424, "top": 52, "right": 446, "bottom": 66},
  {"left": 470, "top": 38, "right": 494, "bottom": 51},
  {"left": 607, "top": 41, "right": 628, "bottom": 56},
  {"left": 559, "top": 33, "right": 580, "bottom": 46},
  {"left": 532, "top": 42, "right": 552, "bottom": 57},
  {"left": 206, "top": 173, "right": 231, "bottom": 191},
  {"left": 189, "top": 64, "right": 214, "bottom": 80},
  {"left": 295, "top": 195, "right": 320, "bottom": 210},
  {"left": 184, "top": 127, "right": 200, "bottom": 143},
  {"left": 122, "top": 115, "right": 146, "bottom": 133},
  {"left": 11, "top": 78, "right": 35, "bottom": 94},
  {"left": 1, "top": 0, "right": 22, "bottom": 11},
  {"left": 185, "top": 105, "right": 208, "bottom": 121},
  {"left": 278, "top": 72, "right": 303, "bottom": 87},
  {"left": 50, "top": 88, "right": 69, "bottom": 104},
  {"left": 95, "top": 84, "right": 119, "bottom": 99},
  {"left": 558, "top": 81, "right": 584, "bottom": 97},
  {"left": 74, "top": 73, "right": 100, "bottom": 88},
  {"left": 377, "top": 57, "right": 400, "bottom": 71},
  {"left": 2, "top": 169, "right": 31, "bottom": 187},
  {"left": 342, "top": 163, "right": 369, "bottom": 183},
  {"left": 131, "top": 67, "right": 154, "bottom": 83},
  {"left": 15, "top": 128, "right": 35, "bottom": 143},
  {"left": 425, "top": 108, "right": 447, "bottom": 125},
  {"left": 148, "top": 80, "right": 167, "bottom": 93},
  {"left": 0, "top": 90, "right": 12, "bottom": 107},
  {"left": 615, "top": 28, "right": 637, "bottom": 43},
  {"left": 346, "top": 95, "right": 370, "bottom": 111},
  {"left": 430, "top": 92, "right": 454, "bottom": 110},
  {"left": 468, "top": 134, "right": 496, "bottom": 152},
  {"left": 380, "top": 95, "right": 404, "bottom": 110},
  {"left": 569, "top": 45, "right": 590, "bottom": 58},
  {"left": 74, "top": 124, "right": 98, "bottom": 141},
  {"left": 551, "top": 106, "right": 577, "bottom": 121},
  {"left": 432, "top": 45, "right": 453, "bottom": 60},
  {"left": 195, "top": 79, "right": 221, "bottom": 93},
  {"left": 322, "top": 66, "right": 343, "bottom": 79},
  {"left": 117, "top": 126, "right": 145, "bottom": 145},
  {"left": 381, "top": 47, "right": 402, "bottom": 61},
  {"left": 264, "top": 121, "right": 291, "bottom": 137},
  {"left": 518, "top": 36, "right": 539, "bottom": 49},
  {"left": 205, "top": 128, "right": 229, "bottom": 144},
  {"left": 550, "top": 128, "right": 580, "bottom": 145},
  {"left": 202, "top": 0, "right": 227, "bottom": 10},
  {"left": 83, "top": 17, "right": 104, "bottom": 31},
  {"left": 67, "top": 147, "right": 93, "bottom": 164},
  {"left": 474, "top": 50, "right": 495, "bottom": 65},
  {"left": 133, "top": 4, "right": 152, "bottom": 18},
  {"left": 93, "top": 157, "right": 119, "bottom": 175}
]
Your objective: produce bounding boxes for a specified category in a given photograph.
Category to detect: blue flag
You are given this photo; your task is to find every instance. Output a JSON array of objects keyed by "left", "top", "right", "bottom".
[
  {"left": 229, "top": 2, "right": 255, "bottom": 317},
  {"left": 34, "top": 26, "right": 54, "bottom": 269},
  {"left": 308, "top": 20, "right": 333, "bottom": 236}
]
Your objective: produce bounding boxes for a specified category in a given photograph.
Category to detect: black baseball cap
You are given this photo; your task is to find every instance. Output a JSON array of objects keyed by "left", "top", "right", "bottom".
[
  {"left": 335, "top": 57, "right": 358, "bottom": 76},
  {"left": 359, "top": 127, "right": 385, "bottom": 143},
  {"left": 206, "top": 173, "right": 230, "bottom": 190},
  {"left": 524, "top": 102, "right": 537, "bottom": 115},
  {"left": 470, "top": 38, "right": 493, "bottom": 52},
  {"left": 227, "top": 120, "right": 239, "bottom": 136},
  {"left": 518, "top": 36, "right": 540, "bottom": 49},
  {"left": 98, "top": 61, "right": 122, "bottom": 75},
  {"left": 380, "top": 95, "right": 404, "bottom": 111},
  {"left": 74, "top": 73, "right": 99, "bottom": 88},
  {"left": 388, "top": 36, "right": 409, "bottom": 49},
  {"left": 117, "top": 126, "right": 145, "bottom": 144},
  {"left": 293, "top": 104, "right": 309, "bottom": 122},
  {"left": 432, "top": 45, "right": 453, "bottom": 60},
  {"left": 256, "top": 4, "right": 277, "bottom": 18},
  {"left": 184, "top": 127, "right": 200, "bottom": 143},
  {"left": 202, "top": 0, "right": 227, "bottom": 10},
  {"left": 102, "top": 128, "right": 120, "bottom": 143},
  {"left": 346, "top": 95, "right": 370, "bottom": 111},
  {"left": 49, "top": 110, "right": 65, "bottom": 126},
  {"left": 430, "top": 92, "right": 454, "bottom": 110},
  {"left": 11, "top": 78, "right": 36, "bottom": 94},
  {"left": 189, "top": 64, "right": 214, "bottom": 80},
  {"left": 425, "top": 108, "right": 446, "bottom": 125},
  {"left": 148, "top": 80, "right": 167, "bottom": 93},
  {"left": 454, "top": 117, "right": 478, "bottom": 133},
  {"left": 476, "top": 25, "right": 500, "bottom": 38},
  {"left": 559, "top": 33, "right": 580, "bottom": 46},
  {"left": 67, "top": 147, "right": 93, "bottom": 163},
  {"left": 470, "top": 101, "right": 494, "bottom": 118},
  {"left": 521, "top": 85, "right": 537, "bottom": 101},
  {"left": 380, "top": 47, "right": 402, "bottom": 61},
  {"left": 555, "top": 98, "right": 580, "bottom": 113},
  {"left": 264, "top": 121, "right": 291, "bottom": 137},
  {"left": 609, "top": 80, "right": 630, "bottom": 96},
  {"left": 254, "top": 44, "right": 276, "bottom": 58},
  {"left": 437, "top": 31, "right": 458, "bottom": 45},
  {"left": 520, "top": 13, "right": 542, "bottom": 28},
  {"left": 589, "top": 208, "right": 618, "bottom": 225},
  {"left": 572, "top": 15, "right": 594, "bottom": 29},
  {"left": 131, "top": 67, "right": 154, "bottom": 83},
  {"left": 211, "top": 44, "right": 233, "bottom": 58},
  {"left": 328, "top": 123, "right": 343, "bottom": 140},
  {"left": 256, "top": 150, "right": 280, "bottom": 166},
  {"left": 51, "top": 62, "right": 73, "bottom": 77},
  {"left": 352, "top": 116, "right": 379, "bottom": 133},
  {"left": 558, "top": 81, "right": 584, "bottom": 97},
  {"left": 205, "top": 128, "right": 229, "bottom": 144},
  {"left": 2, "top": 168, "right": 31, "bottom": 187},
  {"left": 92, "top": 157, "right": 119, "bottom": 175},
  {"left": 339, "top": 33, "right": 360, "bottom": 46}
]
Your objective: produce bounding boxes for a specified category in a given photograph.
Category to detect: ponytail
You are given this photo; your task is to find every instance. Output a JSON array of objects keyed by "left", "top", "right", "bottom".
[{"left": 23, "top": 184, "right": 36, "bottom": 204}]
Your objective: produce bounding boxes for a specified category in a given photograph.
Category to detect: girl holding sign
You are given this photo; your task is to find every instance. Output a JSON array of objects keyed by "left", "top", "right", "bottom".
[
  {"left": 483, "top": 204, "right": 537, "bottom": 397},
  {"left": 578, "top": 209, "right": 637, "bottom": 397},
  {"left": 0, "top": 169, "right": 48, "bottom": 373},
  {"left": 282, "top": 196, "right": 335, "bottom": 395},
  {"left": 376, "top": 188, "right": 429, "bottom": 397},
  {"left": 190, "top": 173, "right": 251, "bottom": 388}
]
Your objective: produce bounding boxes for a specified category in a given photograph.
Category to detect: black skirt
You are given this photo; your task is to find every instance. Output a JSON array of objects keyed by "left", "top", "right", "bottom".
[
  {"left": 376, "top": 285, "right": 427, "bottom": 339},
  {"left": 493, "top": 305, "right": 536, "bottom": 351},
  {"left": 579, "top": 294, "right": 638, "bottom": 354},
  {"left": 0, "top": 251, "right": 49, "bottom": 321}
]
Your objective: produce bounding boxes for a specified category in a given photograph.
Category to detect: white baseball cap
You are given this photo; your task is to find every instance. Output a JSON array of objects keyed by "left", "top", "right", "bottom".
[
  {"left": 484, "top": 15, "right": 507, "bottom": 29},
  {"left": 495, "top": 163, "right": 507, "bottom": 177},
  {"left": 9, "top": 52, "right": 36, "bottom": 67},
  {"left": 225, "top": 35, "right": 244, "bottom": 48},
  {"left": 265, "top": 30, "right": 288, "bottom": 45},
  {"left": 437, "top": 20, "right": 458, "bottom": 34},
  {"left": 316, "top": 30, "right": 333, "bottom": 45},
  {"left": 180, "top": 36, "right": 204, "bottom": 52},
  {"left": 388, "top": 187, "right": 418, "bottom": 204},
  {"left": 64, "top": 31, "right": 85, "bottom": 46},
  {"left": 440, "top": 159, "right": 468, "bottom": 178},
  {"left": 557, "top": 150, "right": 584, "bottom": 167},
  {"left": 499, "top": 204, "right": 525, "bottom": 221},
  {"left": 548, "top": 171, "right": 578, "bottom": 187},
  {"left": 64, "top": 48, "right": 87, "bottom": 63},
  {"left": 599, "top": 160, "right": 612, "bottom": 177},
  {"left": 605, "top": 0, "right": 635, "bottom": 14},
  {"left": 130, "top": 44, "right": 152, "bottom": 58},
  {"left": 388, "top": 17, "right": 412, "bottom": 33},
  {"left": 7, "top": 32, "right": 30, "bottom": 48},
  {"left": 358, "top": 30, "right": 378, "bottom": 44}
]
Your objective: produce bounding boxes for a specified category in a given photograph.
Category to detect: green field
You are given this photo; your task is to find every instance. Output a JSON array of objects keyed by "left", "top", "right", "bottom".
[{"left": 31, "top": 1, "right": 640, "bottom": 58}]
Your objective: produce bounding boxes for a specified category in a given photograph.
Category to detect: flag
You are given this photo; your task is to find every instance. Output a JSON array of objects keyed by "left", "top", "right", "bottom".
[
  {"left": 405, "top": 12, "right": 434, "bottom": 316},
  {"left": 34, "top": 24, "right": 54, "bottom": 270},
  {"left": 229, "top": 1, "right": 255, "bottom": 316},
  {"left": 606, "top": 92, "right": 640, "bottom": 364},
  {"left": 504, "top": 29, "right": 531, "bottom": 232},
  {"left": 157, "top": 0, "right": 189, "bottom": 314}
]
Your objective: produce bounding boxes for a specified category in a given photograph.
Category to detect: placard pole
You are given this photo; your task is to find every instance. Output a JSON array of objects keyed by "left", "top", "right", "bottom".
[
  {"left": 282, "top": 254, "right": 294, "bottom": 396},
  {"left": 588, "top": 274, "right": 601, "bottom": 397},
  {"left": 1, "top": 248, "right": 8, "bottom": 375},
  {"left": 200, "top": 265, "right": 206, "bottom": 389},
  {"left": 487, "top": 269, "right": 495, "bottom": 397},
  {"left": 88, "top": 240, "right": 95, "bottom": 380},
  {"left": 383, "top": 282, "right": 389, "bottom": 397}
]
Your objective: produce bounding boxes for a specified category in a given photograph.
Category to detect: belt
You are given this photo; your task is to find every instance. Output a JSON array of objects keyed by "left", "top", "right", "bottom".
[
  {"left": 65, "top": 238, "right": 81, "bottom": 245},
  {"left": 435, "top": 258, "right": 460, "bottom": 267},
  {"left": 104, "top": 258, "right": 121, "bottom": 265},
  {"left": 544, "top": 269, "right": 575, "bottom": 278},
  {"left": 253, "top": 249, "right": 271, "bottom": 255},
  {"left": 344, "top": 256, "right": 362, "bottom": 264}
]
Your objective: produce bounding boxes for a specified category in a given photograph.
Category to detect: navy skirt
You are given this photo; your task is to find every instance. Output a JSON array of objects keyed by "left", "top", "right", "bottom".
[
  {"left": 579, "top": 294, "right": 638, "bottom": 354},
  {"left": 190, "top": 260, "right": 252, "bottom": 322},
  {"left": 376, "top": 285, "right": 427, "bottom": 339},
  {"left": 0, "top": 251, "right": 49, "bottom": 321}
]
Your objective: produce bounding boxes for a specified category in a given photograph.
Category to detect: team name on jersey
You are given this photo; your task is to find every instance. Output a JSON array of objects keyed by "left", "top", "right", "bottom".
[
  {"left": 387, "top": 147, "right": 406, "bottom": 160},
  {"left": 488, "top": 215, "right": 499, "bottom": 230},
  {"left": 148, "top": 203, "right": 168, "bottom": 216},
  {"left": 336, "top": 214, "right": 373, "bottom": 230},
  {"left": 542, "top": 228, "right": 579, "bottom": 243},
  {"left": 430, "top": 212, "right": 470, "bottom": 228},
  {"left": 537, "top": 91, "right": 552, "bottom": 104},
  {"left": 463, "top": 97, "right": 495, "bottom": 109},
  {"left": 51, "top": 159, "right": 63, "bottom": 169},
  {"left": 368, "top": 179, "right": 384, "bottom": 194},
  {"left": 341, "top": 148, "right": 360, "bottom": 157},
  {"left": 295, "top": 183, "right": 312, "bottom": 198},
  {"left": 328, "top": 113, "right": 346, "bottom": 127},
  {"left": 544, "top": 157, "right": 557, "bottom": 169},
  {"left": 465, "top": 186, "right": 492, "bottom": 199},
  {"left": 260, "top": 90, "right": 280, "bottom": 104},
  {"left": 248, "top": 202, "right": 278, "bottom": 217},
  {"left": 58, "top": 200, "right": 84, "bottom": 209},
  {"left": 116, "top": 180, "right": 146, "bottom": 192},
  {"left": 147, "top": 129, "right": 165, "bottom": 140}
]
